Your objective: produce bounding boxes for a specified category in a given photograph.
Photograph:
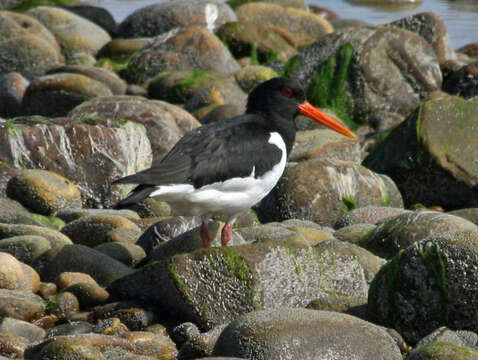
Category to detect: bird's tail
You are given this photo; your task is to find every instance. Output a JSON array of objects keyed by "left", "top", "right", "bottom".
[{"left": 114, "top": 184, "right": 156, "bottom": 209}]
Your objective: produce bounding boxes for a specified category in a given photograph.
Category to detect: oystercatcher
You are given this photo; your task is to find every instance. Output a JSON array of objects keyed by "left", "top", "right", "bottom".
[{"left": 113, "top": 77, "right": 356, "bottom": 247}]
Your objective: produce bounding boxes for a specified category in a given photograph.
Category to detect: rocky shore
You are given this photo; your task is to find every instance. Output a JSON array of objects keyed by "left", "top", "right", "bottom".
[{"left": 0, "top": 0, "right": 478, "bottom": 358}]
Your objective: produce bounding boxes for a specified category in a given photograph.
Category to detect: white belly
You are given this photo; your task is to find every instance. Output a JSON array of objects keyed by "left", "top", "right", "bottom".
[{"left": 149, "top": 132, "right": 287, "bottom": 218}]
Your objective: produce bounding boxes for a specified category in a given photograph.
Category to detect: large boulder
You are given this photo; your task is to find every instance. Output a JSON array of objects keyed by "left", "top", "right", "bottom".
[
  {"left": 109, "top": 239, "right": 380, "bottom": 330},
  {"left": 123, "top": 27, "right": 240, "bottom": 85},
  {"left": 0, "top": 11, "right": 63, "bottom": 79},
  {"left": 21, "top": 73, "right": 113, "bottom": 117},
  {"left": 388, "top": 12, "right": 456, "bottom": 63},
  {"left": 285, "top": 26, "right": 442, "bottom": 130},
  {"left": 213, "top": 308, "right": 402, "bottom": 359},
  {"left": 117, "top": 0, "right": 236, "bottom": 38},
  {"left": 363, "top": 94, "right": 478, "bottom": 209},
  {"left": 69, "top": 95, "right": 199, "bottom": 161},
  {"left": 0, "top": 117, "right": 152, "bottom": 208},
  {"left": 258, "top": 158, "right": 403, "bottom": 227},
  {"left": 27, "top": 6, "right": 111, "bottom": 61},
  {"left": 361, "top": 210, "right": 478, "bottom": 259},
  {"left": 235, "top": 2, "right": 333, "bottom": 48},
  {"left": 368, "top": 231, "right": 478, "bottom": 344}
]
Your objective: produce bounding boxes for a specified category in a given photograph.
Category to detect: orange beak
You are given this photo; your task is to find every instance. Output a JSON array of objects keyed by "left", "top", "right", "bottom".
[{"left": 298, "top": 102, "right": 357, "bottom": 139}]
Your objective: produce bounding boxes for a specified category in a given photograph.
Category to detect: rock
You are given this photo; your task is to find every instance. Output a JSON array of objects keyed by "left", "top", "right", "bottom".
[
  {"left": 95, "top": 242, "right": 146, "bottom": 266},
  {"left": 27, "top": 6, "right": 111, "bottom": 60},
  {"left": 0, "top": 252, "right": 40, "bottom": 292},
  {"left": 47, "top": 320, "right": 93, "bottom": 337},
  {"left": 109, "top": 239, "right": 379, "bottom": 330},
  {"left": 184, "top": 77, "right": 247, "bottom": 114},
  {"left": 234, "top": 66, "right": 279, "bottom": 93},
  {"left": 123, "top": 27, "right": 240, "bottom": 84},
  {"left": 38, "top": 282, "right": 57, "bottom": 299},
  {"left": 63, "top": 282, "right": 109, "bottom": 307},
  {"left": 0, "top": 116, "right": 152, "bottom": 208},
  {"left": 0, "top": 289, "right": 45, "bottom": 321},
  {"left": 0, "top": 11, "right": 63, "bottom": 79},
  {"left": 171, "top": 322, "right": 201, "bottom": 348},
  {"left": 333, "top": 223, "right": 376, "bottom": 244},
  {"left": 415, "top": 327, "right": 478, "bottom": 350},
  {"left": 0, "top": 198, "right": 28, "bottom": 224},
  {"left": 24, "top": 333, "right": 135, "bottom": 359},
  {"left": 117, "top": 0, "right": 236, "bottom": 38},
  {"left": 235, "top": 3, "right": 333, "bottom": 48},
  {"left": 7, "top": 169, "right": 81, "bottom": 216},
  {"left": 48, "top": 65, "right": 126, "bottom": 95},
  {"left": 228, "top": 0, "right": 309, "bottom": 10},
  {"left": 258, "top": 158, "right": 403, "bottom": 227},
  {"left": 388, "top": 12, "right": 456, "bottom": 63},
  {"left": 362, "top": 210, "right": 478, "bottom": 258},
  {"left": 21, "top": 72, "right": 113, "bottom": 117},
  {"left": 0, "top": 224, "right": 71, "bottom": 250},
  {"left": 135, "top": 216, "right": 202, "bottom": 253},
  {"left": 0, "top": 332, "right": 29, "bottom": 358},
  {"left": 334, "top": 206, "right": 410, "bottom": 229},
  {"left": 406, "top": 340, "right": 478, "bottom": 359},
  {"left": 363, "top": 95, "right": 478, "bottom": 209},
  {"left": 290, "top": 128, "right": 362, "bottom": 162},
  {"left": 69, "top": 95, "right": 199, "bottom": 161},
  {"left": 0, "top": 317, "right": 45, "bottom": 342},
  {"left": 448, "top": 208, "right": 478, "bottom": 225},
  {"left": 285, "top": 27, "right": 442, "bottom": 130},
  {"left": 62, "top": 5, "right": 116, "bottom": 36},
  {"left": 148, "top": 70, "right": 225, "bottom": 104},
  {"left": 89, "top": 301, "right": 155, "bottom": 330},
  {"left": 125, "top": 331, "right": 177, "bottom": 359},
  {"left": 56, "top": 208, "right": 140, "bottom": 224},
  {"left": 198, "top": 104, "right": 245, "bottom": 125},
  {"left": 217, "top": 21, "right": 298, "bottom": 63},
  {"left": 48, "top": 291, "right": 80, "bottom": 318},
  {"left": 177, "top": 324, "right": 227, "bottom": 359},
  {"left": 97, "top": 37, "right": 153, "bottom": 61},
  {"left": 0, "top": 72, "right": 29, "bottom": 118},
  {"left": 38, "top": 244, "right": 134, "bottom": 286},
  {"left": 0, "top": 235, "right": 52, "bottom": 265},
  {"left": 141, "top": 221, "right": 246, "bottom": 264},
  {"left": 213, "top": 309, "right": 401, "bottom": 359},
  {"left": 368, "top": 231, "right": 478, "bottom": 344},
  {"left": 56, "top": 272, "right": 97, "bottom": 289},
  {"left": 443, "top": 61, "right": 478, "bottom": 99},
  {"left": 306, "top": 293, "right": 368, "bottom": 318},
  {"left": 61, "top": 214, "right": 141, "bottom": 247},
  {"left": 457, "top": 41, "right": 478, "bottom": 59},
  {"left": 237, "top": 220, "right": 335, "bottom": 246}
]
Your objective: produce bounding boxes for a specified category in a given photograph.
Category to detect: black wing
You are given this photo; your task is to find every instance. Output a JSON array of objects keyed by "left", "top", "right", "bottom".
[{"left": 113, "top": 115, "right": 283, "bottom": 189}]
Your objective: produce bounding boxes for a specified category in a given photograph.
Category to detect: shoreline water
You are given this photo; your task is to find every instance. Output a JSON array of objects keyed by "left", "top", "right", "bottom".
[{"left": 99, "top": 0, "right": 478, "bottom": 49}]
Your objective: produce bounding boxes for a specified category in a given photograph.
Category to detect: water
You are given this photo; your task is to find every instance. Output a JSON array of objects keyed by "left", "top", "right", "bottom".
[{"left": 99, "top": 0, "right": 478, "bottom": 49}]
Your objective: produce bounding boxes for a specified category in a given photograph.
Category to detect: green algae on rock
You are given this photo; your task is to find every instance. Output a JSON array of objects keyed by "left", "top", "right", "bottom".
[
  {"left": 368, "top": 231, "right": 478, "bottom": 345},
  {"left": 108, "top": 239, "right": 377, "bottom": 330},
  {"left": 364, "top": 95, "right": 478, "bottom": 209}
]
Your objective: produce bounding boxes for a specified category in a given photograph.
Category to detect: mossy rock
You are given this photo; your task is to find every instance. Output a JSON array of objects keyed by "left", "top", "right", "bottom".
[
  {"left": 234, "top": 65, "right": 278, "bottom": 92},
  {"left": 7, "top": 169, "right": 82, "bottom": 216},
  {"left": 368, "top": 231, "right": 478, "bottom": 344},
  {"left": 108, "top": 239, "right": 376, "bottom": 330},
  {"left": 406, "top": 340, "right": 478, "bottom": 360},
  {"left": 148, "top": 69, "right": 225, "bottom": 104},
  {"left": 364, "top": 95, "right": 478, "bottom": 209}
]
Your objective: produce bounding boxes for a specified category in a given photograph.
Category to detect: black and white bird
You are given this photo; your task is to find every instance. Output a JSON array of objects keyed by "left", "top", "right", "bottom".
[{"left": 113, "top": 77, "right": 356, "bottom": 247}]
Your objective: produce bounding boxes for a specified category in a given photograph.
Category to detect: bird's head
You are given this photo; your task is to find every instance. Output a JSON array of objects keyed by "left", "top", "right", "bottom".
[{"left": 246, "top": 77, "right": 356, "bottom": 139}]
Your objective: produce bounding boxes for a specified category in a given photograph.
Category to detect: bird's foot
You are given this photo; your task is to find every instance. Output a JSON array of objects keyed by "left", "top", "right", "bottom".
[
  {"left": 221, "top": 223, "right": 233, "bottom": 246},
  {"left": 201, "top": 222, "right": 212, "bottom": 248}
]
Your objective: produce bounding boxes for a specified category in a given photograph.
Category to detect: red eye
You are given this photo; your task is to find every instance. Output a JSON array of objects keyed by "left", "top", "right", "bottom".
[{"left": 281, "top": 87, "right": 293, "bottom": 97}]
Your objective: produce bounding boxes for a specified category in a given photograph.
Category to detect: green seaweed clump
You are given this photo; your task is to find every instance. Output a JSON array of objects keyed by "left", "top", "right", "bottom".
[{"left": 306, "top": 43, "right": 357, "bottom": 129}]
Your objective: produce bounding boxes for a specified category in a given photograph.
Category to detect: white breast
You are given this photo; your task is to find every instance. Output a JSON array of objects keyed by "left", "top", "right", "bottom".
[{"left": 149, "top": 132, "right": 287, "bottom": 217}]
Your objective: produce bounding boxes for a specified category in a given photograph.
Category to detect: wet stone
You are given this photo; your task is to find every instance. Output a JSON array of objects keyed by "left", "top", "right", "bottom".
[
  {"left": 0, "top": 235, "right": 51, "bottom": 265},
  {"left": 0, "top": 317, "right": 45, "bottom": 343},
  {"left": 0, "top": 289, "right": 45, "bottom": 321},
  {"left": 7, "top": 169, "right": 82, "bottom": 216},
  {"left": 95, "top": 242, "right": 146, "bottom": 266}
]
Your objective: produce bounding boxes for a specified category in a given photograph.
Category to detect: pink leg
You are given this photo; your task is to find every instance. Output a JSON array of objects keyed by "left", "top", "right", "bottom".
[
  {"left": 221, "top": 223, "right": 233, "bottom": 246},
  {"left": 201, "top": 222, "right": 212, "bottom": 248}
]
